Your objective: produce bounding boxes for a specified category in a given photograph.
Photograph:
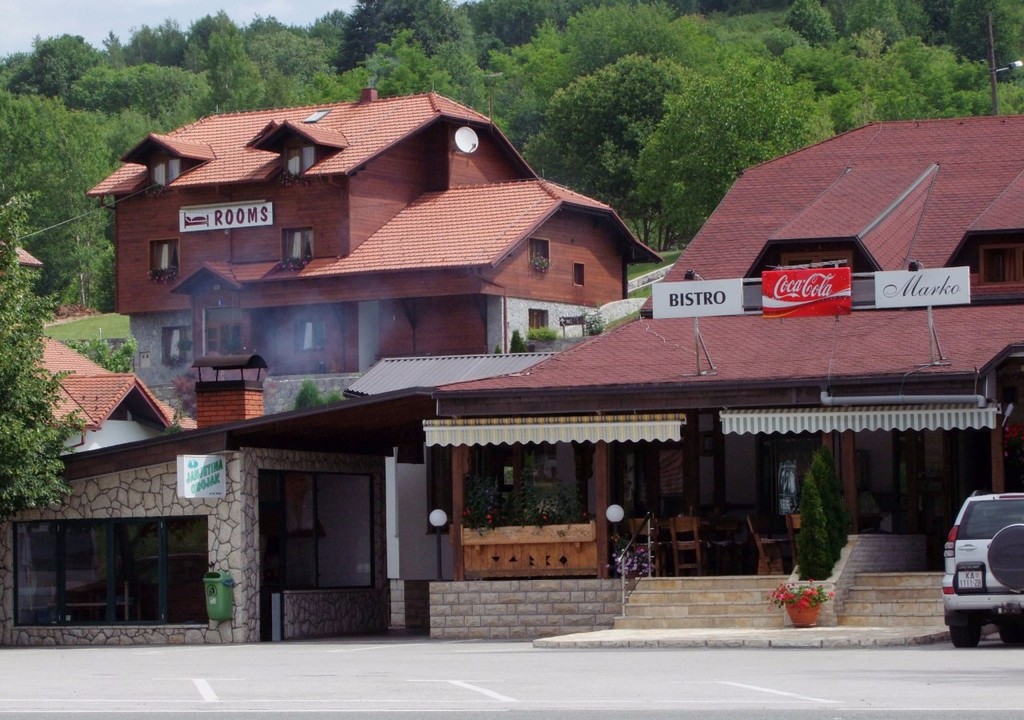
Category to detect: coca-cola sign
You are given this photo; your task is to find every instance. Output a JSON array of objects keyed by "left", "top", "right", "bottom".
[{"left": 761, "top": 267, "right": 852, "bottom": 319}]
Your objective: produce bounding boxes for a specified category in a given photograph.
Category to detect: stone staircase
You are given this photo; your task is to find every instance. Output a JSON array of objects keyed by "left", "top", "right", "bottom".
[
  {"left": 613, "top": 572, "right": 944, "bottom": 630},
  {"left": 614, "top": 575, "right": 788, "bottom": 629},
  {"left": 837, "top": 571, "right": 945, "bottom": 627}
]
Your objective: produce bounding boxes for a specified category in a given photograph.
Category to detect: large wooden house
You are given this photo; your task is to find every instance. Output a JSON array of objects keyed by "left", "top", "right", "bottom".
[{"left": 88, "top": 90, "right": 658, "bottom": 388}]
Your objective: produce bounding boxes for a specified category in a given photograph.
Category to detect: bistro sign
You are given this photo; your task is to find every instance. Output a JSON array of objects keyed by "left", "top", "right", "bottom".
[
  {"left": 177, "top": 454, "right": 227, "bottom": 499},
  {"left": 652, "top": 278, "right": 745, "bottom": 318},
  {"left": 179, "top": 201, "right": 273, "bottom": 233},
  {"left": 761, "top": 267, "right": 852, "bottom": 319},
  {"left": 874, "top": 266, "right": 970, "bottom": 309}
]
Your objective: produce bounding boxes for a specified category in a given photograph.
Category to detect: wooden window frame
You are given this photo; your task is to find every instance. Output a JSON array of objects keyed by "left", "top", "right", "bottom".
[
  {"left": 282, "top": 228, "right": 314, "bottom": 261},
  {"left": 284, "top": 144, "right": 316, "bottom": 175},
  {"left": 778, "top": 249, "right": 853, "bottom": 267},
  {"left": 573, "top": 262, "right": 585, "bottom": 286},
  {"left": 979, "top": 244, "right": 1024, "bottom": 284},
  {"left": 528, "top": 308, "right": 548, "bottom": 330},
  {"left": 148, "top": 239, "right": 179, "bottom": 281}
]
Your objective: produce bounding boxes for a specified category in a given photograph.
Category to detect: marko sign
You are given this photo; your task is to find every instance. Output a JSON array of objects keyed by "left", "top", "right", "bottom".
[
  {"left": 761, "top": 267, "right": 852, "bottom": 319},
  {"left": 179, "top": 201, "right": 273, "bottom": 233},
  {"left": 652, "top": 278, "right": 745, "bottom": 318},
  {"left": 177, "top": 454, "right": 227, "bottom": 499},
  {"left": 874, "top": 266, "right": 970, "bottom": 309}
]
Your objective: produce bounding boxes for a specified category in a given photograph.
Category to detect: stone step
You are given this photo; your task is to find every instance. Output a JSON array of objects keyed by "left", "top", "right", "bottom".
[
  {"left": 615, "top": 572, "right": 944, "bottom": 630},
  {"left": 853, "top": 572, "right": 944, "bottom": 589},
  {"left": 624, "top": 602, "right": 781, "bottom": 618},
  {"left": 614, "top": 614, "right": 786, "bottom": 630}
]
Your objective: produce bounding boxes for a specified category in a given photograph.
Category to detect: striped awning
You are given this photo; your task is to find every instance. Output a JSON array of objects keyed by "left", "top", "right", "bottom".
[
  {"left": 720, "top": 404, "right": 997, "bottom": 435},
  {"left": 424, "top": 413, "right": 686, "bottom": 447}
]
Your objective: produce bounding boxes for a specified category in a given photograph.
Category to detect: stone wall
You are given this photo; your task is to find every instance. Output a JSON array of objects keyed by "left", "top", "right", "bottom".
[
  {"left": 390, "top": 579, "right": 430, "bottom": 630},
  {"left": 429, "top": 579, "right": 620, "bottom": 640},
  {"left": 830, "top": 534, "right": 927, "bottom": 618},
  {"left": 284, "top": 588, "right": 389, "bottom": 638},
  {"left": 1, "top": 447, "right": 388, "bottom": 646}
]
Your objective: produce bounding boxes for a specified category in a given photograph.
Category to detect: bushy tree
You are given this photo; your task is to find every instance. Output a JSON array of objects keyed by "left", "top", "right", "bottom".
[
  {"left": 65, "top": 337, "right": 138, "bottom": 373},
  {"left": 786, "top": 0, "right": 837, "bottom": 46},
  {"left": 293, "top": 379, "right": 343, "bottom": 410},
  {"left": 637, "top": 56, "right": 827, "bottom": 242},
  {"left": 509, "top": 329, "right": 527, "bottom": 353},
  {"left": 810, "top": 446, "right": 850, "bottom": 562},
  {"left": 795, "top": 468, "right": 832, "bottom": 580},
  {"left": 6, "top": 34, "right": 103, "bottom": 103},
  {"left": 0, "top": 197, "right": 82, "bottom": 520}
]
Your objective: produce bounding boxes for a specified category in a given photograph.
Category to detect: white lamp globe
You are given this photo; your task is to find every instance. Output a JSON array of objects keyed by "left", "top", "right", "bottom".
[
  {"left": 429, "top": 509, "right": 448, "bottom": 527},
  {"left": 605, "top": 504, "right": 625, "bottom": 523}
]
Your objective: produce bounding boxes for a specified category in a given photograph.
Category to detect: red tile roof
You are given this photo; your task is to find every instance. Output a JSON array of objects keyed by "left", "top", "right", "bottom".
[
  {"left": 679, "top": 116, "right": 1024, "bottom": 281},
  {"left": 89, "top": 93, "right": 497, "bottom": 196},
  {"left": 304, "top": 180, "right": 622, "bottom": 276},
  {"left": 43, "top": 338, "right": 192, "bottom": 430},
  {"left": 17, "top": 247, "right": 42, "bottom": 267},
  {"left": 439, "top": 304, "right": 1022, "bottom": 396}
]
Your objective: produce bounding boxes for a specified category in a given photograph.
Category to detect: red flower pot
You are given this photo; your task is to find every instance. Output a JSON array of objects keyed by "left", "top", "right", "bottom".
[{"left": 786, "top": 603, "right": 821, "bottom": 628}]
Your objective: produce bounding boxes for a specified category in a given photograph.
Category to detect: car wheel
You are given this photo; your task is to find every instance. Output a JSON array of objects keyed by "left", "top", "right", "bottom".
[
  {"left": 998, "top": 624, "right": 1024, "bottom": 644},
  {"left": 949, "top": 622, "right": 982, "bottom": 648}
]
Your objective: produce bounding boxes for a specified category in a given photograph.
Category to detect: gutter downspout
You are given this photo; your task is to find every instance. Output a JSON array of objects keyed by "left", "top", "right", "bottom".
[{"left": 820, "top": 390, "right": 988, "bottom": 408}]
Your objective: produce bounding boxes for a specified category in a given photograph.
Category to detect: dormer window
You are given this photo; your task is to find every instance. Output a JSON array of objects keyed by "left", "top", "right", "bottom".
[
  {"left": 284, "top": 145, "right": 316, "bottom": 175},
  {"left": 151, "top": 156, "right": 181, "bottom": 186},
  {"left": 980, "top": 244, "right": 1024, "bottom": 284}
]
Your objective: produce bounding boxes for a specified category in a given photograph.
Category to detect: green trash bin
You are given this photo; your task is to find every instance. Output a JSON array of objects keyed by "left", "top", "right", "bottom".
[{"left": 203, "top": 571, "right": 235, "bottom": 622}]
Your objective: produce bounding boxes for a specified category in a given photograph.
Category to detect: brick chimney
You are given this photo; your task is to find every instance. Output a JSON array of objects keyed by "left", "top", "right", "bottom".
[
  {"left": 360, "top": 87, "right": 379, "bottom": 103},
  {"left": 192, "top": 354, "right": 267, "bottom": 428}
]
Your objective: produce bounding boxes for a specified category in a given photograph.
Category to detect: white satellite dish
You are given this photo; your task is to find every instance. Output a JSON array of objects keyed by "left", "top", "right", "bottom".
[{"left": 454, "top": 126, "right": 479, "bottom": 154}]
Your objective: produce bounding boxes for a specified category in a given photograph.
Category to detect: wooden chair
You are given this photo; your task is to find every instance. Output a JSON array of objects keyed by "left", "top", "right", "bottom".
[
  {"left": 667, "top": 516, "right": 703, "bottom": 576},
  {"left": 785, "top": 513, "right": 802, "bottom": 572},
  {"left": 747, "top": 516, "right": 784, "bottom": 575}
]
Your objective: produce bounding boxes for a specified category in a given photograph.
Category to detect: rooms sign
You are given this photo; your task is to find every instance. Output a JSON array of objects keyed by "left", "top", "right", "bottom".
[{"left": 179, "top": 201, "right": 273, "bottom": 233}]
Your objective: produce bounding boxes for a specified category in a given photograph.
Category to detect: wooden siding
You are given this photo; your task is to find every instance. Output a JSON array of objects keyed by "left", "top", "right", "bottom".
[
  {"left": 348, "top": 129, "right": 443, "bottom": 254},
  {"left": 116, "top": 180, "right": 348, "bottom": 315},
  {"left": 377, "top": 296, "right": 488, "bottom": 358},
  {"left": 489, "top": 210, "right": 625, "bottom": 307},
  {"left": 448, "top": 128, "right": 522, "bottom": 186}
]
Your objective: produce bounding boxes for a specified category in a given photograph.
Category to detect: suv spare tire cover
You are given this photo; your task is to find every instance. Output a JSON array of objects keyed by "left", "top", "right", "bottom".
[{"left": 989, "top": 524, "right": 1024, "bottom": 591}]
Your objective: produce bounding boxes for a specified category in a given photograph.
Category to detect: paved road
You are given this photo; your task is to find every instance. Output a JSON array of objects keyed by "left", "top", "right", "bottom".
[{"left": 1, "top": 634, "right": 1023, "bottom": 719}]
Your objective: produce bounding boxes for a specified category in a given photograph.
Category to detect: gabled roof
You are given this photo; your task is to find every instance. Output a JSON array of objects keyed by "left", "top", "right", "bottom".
[
  {"left": 89, "top": 93, "right": 510, "bottom": 196},
  {"left": 43, "top": 338, "right": 192, "bottom": 431},
  {"left": 121, "top": 132, "right": 217, "bottom": 164},
  {"left": 436, "top": 305, "right": 1023, "bottom": 399},
  {"left": 679, "top": 116, "right": 1024, "bottom": 281},
  {"left": 248, "top": 119, "right": 349, "bottom": 151}
]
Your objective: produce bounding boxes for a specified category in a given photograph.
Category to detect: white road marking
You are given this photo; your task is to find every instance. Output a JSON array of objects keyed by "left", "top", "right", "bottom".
[
  {"left": 407, "top": 679, "right": 518, "bottom": 703},
  {"left": 718, "top": 680, "right": 840, "bottom": 704},
  {"left": 191, "top": 678, "right": 218, "bottom": 702}
]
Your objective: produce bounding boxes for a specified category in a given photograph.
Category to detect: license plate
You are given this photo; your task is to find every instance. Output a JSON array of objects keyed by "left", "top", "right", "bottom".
[{"left": 957, "top": 563, "right": 985, "bottom": 591}]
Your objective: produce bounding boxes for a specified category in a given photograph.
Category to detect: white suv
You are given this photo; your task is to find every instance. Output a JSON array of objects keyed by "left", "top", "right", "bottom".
[{"left": 943, "top": 492, "right": 1024, "bottom": 647}]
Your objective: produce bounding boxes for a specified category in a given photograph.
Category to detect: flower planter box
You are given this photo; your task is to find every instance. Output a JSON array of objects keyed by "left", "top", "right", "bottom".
[{"left": 461, "top": 521, "right": 598, "bottom": 579}]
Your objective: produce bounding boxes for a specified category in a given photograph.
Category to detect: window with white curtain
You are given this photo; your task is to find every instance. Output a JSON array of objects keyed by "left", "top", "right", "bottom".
[
  {"left": 282, "top": 228, "right": 314, "bottom": 261},
  {"left": 294, "top": 318, "right": 326, "bottom": 351}
]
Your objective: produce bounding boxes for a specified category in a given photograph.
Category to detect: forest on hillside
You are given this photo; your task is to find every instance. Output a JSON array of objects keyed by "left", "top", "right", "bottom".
[{"left": 2, "top": 0, "right": 1023, "bottom": 312}]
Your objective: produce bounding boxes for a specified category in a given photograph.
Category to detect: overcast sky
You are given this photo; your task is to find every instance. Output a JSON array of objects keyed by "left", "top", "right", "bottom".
[{"left": 0, "top": 0, "right": 359, "bottom": 57}]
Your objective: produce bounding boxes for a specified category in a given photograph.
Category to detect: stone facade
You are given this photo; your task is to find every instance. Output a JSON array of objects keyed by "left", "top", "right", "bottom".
[
  {"left": 1, "top": 447, "right": 387, "bottom": 646},
  {"left": 429, "top": 579, "right": 621, "bottom": 640}
]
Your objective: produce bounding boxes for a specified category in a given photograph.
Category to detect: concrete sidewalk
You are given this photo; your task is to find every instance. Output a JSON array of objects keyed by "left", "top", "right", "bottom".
[{"left": 533, "top": 625, "right": 951, "bottom": 649}]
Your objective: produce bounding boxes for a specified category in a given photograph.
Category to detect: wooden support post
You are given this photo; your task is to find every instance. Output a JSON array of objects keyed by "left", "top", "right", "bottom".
[
  {"left": 595, "top": 441, "right": 610, "bottom": 579},
  {"left": 451, "top": 445, "right": 470, "bottom": 581},
  {"left": 841, "top": 430, "right": 858, "bottom": 533},
  {"left": 992, "top": 424, "right": 1006, "bottom": 493}
]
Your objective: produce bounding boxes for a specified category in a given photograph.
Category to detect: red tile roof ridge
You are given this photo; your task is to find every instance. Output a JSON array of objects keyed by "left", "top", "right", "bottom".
[{"left": 967, "top": 164, "right": 1024, "bottom": 232}]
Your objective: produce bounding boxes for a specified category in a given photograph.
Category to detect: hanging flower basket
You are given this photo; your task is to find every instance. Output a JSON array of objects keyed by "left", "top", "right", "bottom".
[{"left": 530, "top": 255, "right": 550, "bottom": 273}]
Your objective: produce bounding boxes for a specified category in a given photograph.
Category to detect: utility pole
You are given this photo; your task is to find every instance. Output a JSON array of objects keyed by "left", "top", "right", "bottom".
[{"left": 989, "top": 12, "right": 999, "bottom": 115}]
